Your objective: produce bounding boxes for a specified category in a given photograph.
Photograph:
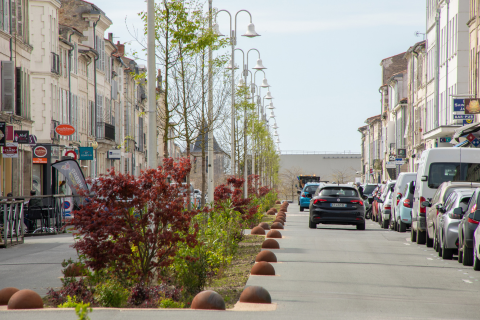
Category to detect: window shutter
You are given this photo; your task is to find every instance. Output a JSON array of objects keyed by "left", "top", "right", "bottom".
[
  {"left": 15, "top": 67, "right": 22, "bottom": 115},
  {"left": 16, "top": 0, "right": 22, "bottom": 37},
  {"left": 102, "top": 40, "right": 105, "bottom": 71},
  {"left": 11, "top": 0, "right": 15, "bottom": 34},
  {"left": 1, "top": 61, "right": 14, "bottom": 112}
]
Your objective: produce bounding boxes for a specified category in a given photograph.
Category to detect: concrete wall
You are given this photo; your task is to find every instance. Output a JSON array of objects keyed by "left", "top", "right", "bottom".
[{"left": 280, "top": 153, "right": 361, "bottom": 182}]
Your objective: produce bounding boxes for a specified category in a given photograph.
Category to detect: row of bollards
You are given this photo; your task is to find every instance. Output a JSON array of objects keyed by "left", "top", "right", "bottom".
[{"left": 191, "top": 201, "right": 290, "bottom": 310}]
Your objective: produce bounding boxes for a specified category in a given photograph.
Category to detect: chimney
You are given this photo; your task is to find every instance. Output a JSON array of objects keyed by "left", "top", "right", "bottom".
[
  {"left": 108, "top": 33, "right": 113, "bottom": 41},
  {"left": 116, "top": 41, "right": 125, "bottom": 57}
]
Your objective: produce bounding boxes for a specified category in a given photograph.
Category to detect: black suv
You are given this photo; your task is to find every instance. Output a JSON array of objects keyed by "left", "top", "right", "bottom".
[{"left": 309, "top": 184, "right": 367, "bottom": 230}]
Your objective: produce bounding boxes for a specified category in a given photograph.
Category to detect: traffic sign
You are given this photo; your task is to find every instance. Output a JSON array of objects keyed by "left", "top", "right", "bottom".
[
  {"left": 386, "top": 162, "right": 396, "bottom": 168},
  {"left": 467, "top": 133, "right": 477, "bottom": 142},
  {"left": 472, "top": 139, "right": 480, "bottom": 148}
]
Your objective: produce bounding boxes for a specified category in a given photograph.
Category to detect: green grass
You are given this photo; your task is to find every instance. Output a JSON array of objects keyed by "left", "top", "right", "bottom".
[{"left": 206, "top": 234, "right": 263, "bottom": 309}]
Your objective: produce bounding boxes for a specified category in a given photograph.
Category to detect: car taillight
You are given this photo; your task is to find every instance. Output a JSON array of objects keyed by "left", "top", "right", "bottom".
[
  {"left": 351, "top": 199, "right": 364, "bottom": 206},
  {"left": 468, "top": 217, "right": 480, "bottom": 225},
  {"left": 420, "top": 196, "right": 426, "bottom": 214},
  {"left": 403, "top": 199, "right": 411, "bottom": 208},
  {"left": 302, "top": 193, "right": 307, "bottom": 197},
  {"left": 384, "top": 205, "right": 391, "bottom": 210},
  {"left": 313, "top": 199, "right": 327, "bottom": 205},
  {"left": 471, "top": 204, "right": 477, "bottom": 214}
]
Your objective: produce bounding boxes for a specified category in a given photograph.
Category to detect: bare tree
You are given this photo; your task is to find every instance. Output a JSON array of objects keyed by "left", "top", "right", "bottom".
[{"left": 278, "top": 167, "right": 304, "bottom": 201}]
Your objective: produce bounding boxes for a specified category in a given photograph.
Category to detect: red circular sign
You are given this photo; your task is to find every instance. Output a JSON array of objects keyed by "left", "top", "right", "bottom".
[
  {"left": 65, "top": 150, "right": 77, "bottom": 160},
  {"left": 34, "top": 146, "right": 47, "bottom": 157},
  {"left": 55, "top": 124, "right": 76, "bottom": 136}
]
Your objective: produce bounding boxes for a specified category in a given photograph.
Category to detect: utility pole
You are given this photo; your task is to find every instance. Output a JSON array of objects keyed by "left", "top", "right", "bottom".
[
  {"left": 147, "top": 0, "right": 157, "bottom": 169},
  {"left": 207, "top": 0, "right": 214, "bottom": 203}
]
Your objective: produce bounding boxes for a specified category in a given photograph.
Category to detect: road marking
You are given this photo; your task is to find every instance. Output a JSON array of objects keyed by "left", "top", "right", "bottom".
[
  {"left": 427, "top": 258, "right": 433, "bottom": 260},
  {"left": 403, "top": 243, "right": 410, "bottom": 246},
  {"left": 464, "top": 273, "right": 469, "bottom": 274},
  {"left": 462, "top": 279, "right": 473, "bottom": 284}
]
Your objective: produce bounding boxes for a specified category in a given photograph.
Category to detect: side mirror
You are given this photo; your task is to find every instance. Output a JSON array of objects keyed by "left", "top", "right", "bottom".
[
  {"left": 297, "top": 190, "right": 301, "bottom": 195},
  {"left": 422, "top": 201, "right": 431, "bottom": 208},
  {"left": 453, "top": 207, "right": 463, "bottom": 216},
  {"left": 435, "top": 203, "right": 445, "bottom": 213},
  {"left": 362, "top": 195, "right": 368, "bottom": 200},
  {"left": 421, "top": 176, "right": 428, "bottom": 182}
]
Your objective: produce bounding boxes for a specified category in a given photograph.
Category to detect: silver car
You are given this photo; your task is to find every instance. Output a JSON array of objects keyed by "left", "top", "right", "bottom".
[{"left": 438, "top": 189, "right": 473, "bottom": 260}]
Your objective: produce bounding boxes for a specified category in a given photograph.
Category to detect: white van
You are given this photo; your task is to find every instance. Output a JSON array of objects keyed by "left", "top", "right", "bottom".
[
  {"left": 411, "top": 148, "right": 480, "bottom": 245},
  {"left": 392, "top": 172, "right": 417, "bottom": 230}
]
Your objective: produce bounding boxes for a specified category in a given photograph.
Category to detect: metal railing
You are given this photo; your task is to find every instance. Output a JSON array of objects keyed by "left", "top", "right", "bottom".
[
  {"left": 97, "top": 122, "right": 115, "bottom": 141},
  {"left": 280, "top": 150, "right": 361, "bottom": 155},
  {"left": 0, "top": 195, "right": 82, "bottom": 248}
]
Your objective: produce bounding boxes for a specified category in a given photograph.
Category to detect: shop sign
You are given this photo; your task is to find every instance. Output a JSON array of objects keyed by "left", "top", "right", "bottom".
[
  {"left": 454, "top": 99, "right": 465, "bottom": 112},
  {"left": 33, "top": 145, "right": 48, "bottom": 164},
  {"left": 397, "top": 148, "right": 406, "bottom": 158},
  {"left": 65, "top": 150, "right": 78, "bottom": 160},
  {"left": 78, "top": 147, "right": 94, "bottom": 160},
  {"left": 453, "top": 114, "right": 475, "bottom": 120},
  {"left": 439, "top": 137, "right": 452, "bottom": 143},
  {"left": 28, "top": 134, "right": 37, "bottom": 147},
  {"left": 0, "top": 122, "right": 5, "bottom": 146},
  {"left": 5, "top": 125, "right": 13, "bottom": 141},
  {"left": 2, "top": 142, "right": 18, "bottom": 158},
  {"left": 465, "top": 99, "right": 480, "bottom": 114},
  {"left": 14, "top": 130, "right": 29, "bottom": 144},
  {"left": 108, "top": 149, "right": 121, "bottom": 160},
  {"left": 55, "top": 124, "right": 76, "bottom": 136}
]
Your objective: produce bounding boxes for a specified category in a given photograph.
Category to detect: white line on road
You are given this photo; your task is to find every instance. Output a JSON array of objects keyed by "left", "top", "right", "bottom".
[
  {"left": 427, "top": 258, "right": 433, "bottom": 260},
  {"left": 462, "top": 279, "right": 473, "bottom": 284},
  {"left": 403, "top": 243, "right": 410, "bottom": 246}
]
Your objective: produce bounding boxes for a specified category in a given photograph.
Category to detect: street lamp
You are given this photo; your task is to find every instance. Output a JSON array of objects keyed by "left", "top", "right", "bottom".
[{"left": 216, "top": 9, "right": 260, "bottom": 177}]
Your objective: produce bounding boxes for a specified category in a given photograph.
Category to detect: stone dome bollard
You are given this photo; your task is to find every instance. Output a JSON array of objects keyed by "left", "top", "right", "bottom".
[
  {"left": 0, "top": 287, "right": 19, "bottom": 305},
  {"left": 255, "top": 250, "right": 277, "bottom": 263},
  {"left": 250, "top": 261, "right": 275, "bottom": 275},
  {"left": 251, "top": 226, "right": 266, "bottom": 235},
  {"left": 191, "top": 290, "right": 226, "bottom": 310},
  {"left": 267, "top": 209, "right": 276, "bottom": 215},
  {"left": 7, "top": 289, "right": 43, "bottom": 309},
  {"left": 271, "top": 222, "right": 284, "bottom": 230},
  {"left": 258, "top": 222, "right": 270, "bottom": 230},
  {"left": 239, "top": 286, "right": 272, "bottom": 304},
  {"left": 267, "top": 230, "right": 282, "bottom": 239},
  {"left": 262, "top": 239, "right": 280, "bottom": 249}
]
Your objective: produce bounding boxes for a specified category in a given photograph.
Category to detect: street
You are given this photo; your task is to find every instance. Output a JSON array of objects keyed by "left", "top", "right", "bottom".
[{"left": 2, "top": 206, "right": 480, "bottom": 319}]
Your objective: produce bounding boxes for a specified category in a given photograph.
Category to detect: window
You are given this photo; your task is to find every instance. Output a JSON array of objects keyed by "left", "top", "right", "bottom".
[{"left": 319, "top": 187, "right": 359, "bottom": 197}]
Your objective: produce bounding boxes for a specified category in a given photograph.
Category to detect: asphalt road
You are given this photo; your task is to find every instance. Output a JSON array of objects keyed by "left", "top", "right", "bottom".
[{"left": 2, "top": 206, "right": 480, "bottom": 319}]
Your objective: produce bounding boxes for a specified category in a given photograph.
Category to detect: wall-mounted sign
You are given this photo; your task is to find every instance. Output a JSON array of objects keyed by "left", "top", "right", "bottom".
[
  {"left": 454, "top": 99, "right": 466, "bottom": 112},
  {"left": 453, "top": 114, "right": 475, "bottom": 120},
  {"left": 33, "top": 145, "right": 48, "bottom": 164},
  {"left": 14, "top": 130, "right": 29, "bottom": 144},
  {"left": 107, "top": 149, "right": 121, "bottom": 160},
  {"left": 465, "top": 99, "right": 480, "bottom": 114},
  {"left": 0, "top": 122, "right": 5, "bottom": 146},
  {"left": 28, "top": 134, "right": 37, "bottom": 147},
  {"left": 55, "top": 124, "right": 76, "bottom": 136},
  {"left": 65, "top": 150, "right": 78, "bottom": 160},
  {"left": 397, "top": 148, "right": 406, "bottom": 158},
  {"left": 2, "top": 142, "right": 18, "bottom": 158},
  {"left": 5, "top": 125, "right": 13, "bottom": 141},
  {"left": 79, "top": 147, "right": 94, "bottom": 160},
  {"left": 439, "top": 137, "right": 452, "bottom": 143},
  {"left": 464, "top": 119, "right": 474, "bottom": 126}
]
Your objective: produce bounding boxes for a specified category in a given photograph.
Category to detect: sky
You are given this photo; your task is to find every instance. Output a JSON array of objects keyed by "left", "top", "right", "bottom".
[{"left": 92, "top": 0, "right": 426, "bottom": 153}]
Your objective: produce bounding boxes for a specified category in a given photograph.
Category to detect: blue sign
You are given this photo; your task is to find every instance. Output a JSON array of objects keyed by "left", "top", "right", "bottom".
[
  {"left": 464, "top": 119, "right": 474, "bottom": 126},
  {"left": 454, "top": 114, "right": 475, "bottom": 120},
  {"left": 472, "top": 139, "right": 480, "bottom": 148},
  {"left": 454, "top": 99, "right": 465, "bottom": 112},
  {"left": 78, "top": 147, "right": 94, "bottom": 160}
]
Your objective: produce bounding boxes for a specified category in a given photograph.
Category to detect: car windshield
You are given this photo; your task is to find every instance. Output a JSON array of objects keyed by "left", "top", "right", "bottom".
[
  {"left": 363, "top": 185, "right": 377, "bottom": 194},
  {"left": 319, "top": 187, "right": 358, "bottom": 197},
  {"left": 428, "top": 162, "right": 480, "bottom": 189},
  {"left": 304, "top": 185, "right": 318, "bottom": 194}
]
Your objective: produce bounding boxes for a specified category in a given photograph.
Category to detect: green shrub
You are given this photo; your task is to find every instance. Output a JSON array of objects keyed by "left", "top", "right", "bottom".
[
  {"left": 58, "top": 296, "right": 93, "bottom": 320},
  {"left": 159, "top": 298, "right": 185, "bottom": 308},
  {"left": 94, "top": 281, "right": 129, "bottom": 308}
]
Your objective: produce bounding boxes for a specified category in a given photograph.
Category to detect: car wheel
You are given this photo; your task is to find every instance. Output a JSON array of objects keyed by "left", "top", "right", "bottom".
[
  {"left": 458, "top": 249, "right": 463, "bottom": 263},
  {"left": 416, "top": 229, "right": 426, "bottom": 245},
  {"left": 357, "top": 222, "right": 365, "bottom": 230},
  {"left": 309, "top": 216, "right": 316, "bottom": 229},
  {"left": 426, "top": 228, "right": 434, "bottom": 248},
  {"left": 473, "top": 245, "right": 480, "bottom": 271},
  {"left": 411, "top": 226, "right": 417, "bottom": 242},
  {"left": 463, "top": 243, "right": 473, "bottom": 266},
  {"left": 382, "top": 218, "right": 389, "bottom": 229},
  {"left": 442, "top": 233, "right": 453, "bottom": 260},
  {"left": 434, "top": 229, "right": 439, "bottom": 252},
  {"left": 300, "top": 207, "right": 304, "bottom": 212},
  {"left": 399, "top": 221, "right": 406, "bottom": 233}
]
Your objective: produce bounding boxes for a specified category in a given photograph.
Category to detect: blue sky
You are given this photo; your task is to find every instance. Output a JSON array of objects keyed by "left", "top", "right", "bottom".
[{"left": 93, "top": 0, "right": 426, "bottom": 153}]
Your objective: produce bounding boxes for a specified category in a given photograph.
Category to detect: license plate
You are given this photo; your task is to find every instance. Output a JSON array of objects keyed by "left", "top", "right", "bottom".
[{"left": 331, "top": 203, "right": 347, "bottom": 208}]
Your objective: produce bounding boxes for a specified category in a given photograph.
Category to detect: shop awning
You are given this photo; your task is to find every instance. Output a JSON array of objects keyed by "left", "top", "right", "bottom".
[
  {"left": 453, "top": 140, "right": 470, "bottom": 148},
  {"left": 453, "top": 122, "right": 480, "bottom": 140}
]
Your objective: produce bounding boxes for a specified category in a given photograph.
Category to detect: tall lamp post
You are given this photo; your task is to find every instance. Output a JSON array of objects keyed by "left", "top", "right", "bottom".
[
  {"left": 147, "top": 0, "right": 157, "bottom": 169},
  {"left": 214, "top": 9, "right": 260, "bottom": 177}
]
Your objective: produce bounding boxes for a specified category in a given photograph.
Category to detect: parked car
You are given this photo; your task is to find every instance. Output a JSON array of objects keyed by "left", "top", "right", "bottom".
[
  {"left": 298, "top": 183, "right": 322, "bottom": 212},
  {"left": 424, "top": 182, "right": 480, "bottom": 249},
  {"left": 308, "top": 184, "right": 367, "bottom": 230},
  {"left": 472, "top": 216, "right": 480, "bottom": 270},
  {"left": 376, "top": 180, "right": 396, "bottom": 228},
  {"left": 394, "top": 181, "right": 415, "bottom": 232},
  {"left": 392, "top": 173, "right": 416, "bottom": 229},
  {"left": 458, "top": 188, "right": 480, "bottom": 266},
  {"left": 362, "top": 184, "right": 378, "bottom": 219},
  {"left": 437, "top": 189, "right": 473, "bottom": 259},
  {"left": 412, "top": 148, "right": 480, "bottom": 245}
]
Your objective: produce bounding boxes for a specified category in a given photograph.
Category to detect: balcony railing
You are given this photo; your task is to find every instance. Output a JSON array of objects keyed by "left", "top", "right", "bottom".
[{"left": 97, "top": 122, "right": 115, "bottom": 141}]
